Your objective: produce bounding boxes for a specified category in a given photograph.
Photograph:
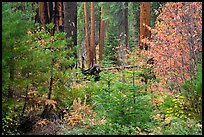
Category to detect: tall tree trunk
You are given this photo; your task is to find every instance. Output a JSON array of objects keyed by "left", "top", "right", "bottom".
[
  {"left": 50, "top": 2, "right": 56, "bottom": 36},
  {"left": 139, "top": 2, "right": 151, "bottom": 50},
  {"left": 55, "top": 2, "right": 63, "bottom": 32},
  {"left": 84, "top": 2, "right": 91, "bottom": 68},
  {"left": 64, "top": 2, "right": 77, "bottom": 68},
  {"left": 99, "top": 5, "right": 106, "bottom": 64},
  {"left": 124, "top": 2, "right": 129, "bottom": 50},
  {"left": 37, "top": 2, "right": 63, "bottom": 33},
  {"left": 55, "top": 2, "right": 60, "bottom": 32},
  {"left": 46, "top": 2, "right": 51, "bottom": 22},
  {"left": 48, "top": 58, "right": 54, "bottom": 100},
  {"left": 58, "top": 2, "right": 63, "bottom": 31},
  {"left": 38, "top": 2, "right": 49, "bottom": 28},
  {"left": 134, "top": 2, "right": 140, "bottom": 48},
  {"left": 41, "top": 58, "right": 54, "bottom": 119},
  {"left": 38, "top": 2, "right": 46, "bottom": 28},
  {"left": 90, "top": 2, "right": 96, "bottom": 66},
  {"left": 64, "top": 2, "right": 77, "bottom": 46},
  {"left": 117, "top": 3, "right": 129, "bottom": 67}
]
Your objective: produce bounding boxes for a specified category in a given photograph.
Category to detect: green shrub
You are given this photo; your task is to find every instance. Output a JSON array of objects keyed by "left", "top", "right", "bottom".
[
  {"left": 195, "top": 63, "right": 202, "bottom": 96},
  {"left": 160, "top": 94, "right": 187, "bottom": 119},
  {"left": 92, "top": 85, "right": 155, "bottom": 129},
  {"left": 61, "top": 126, "right": 90, "bottom": 135},
  {"left": 88, "top": 123, "right": 136, "bottom": 135},
  {"left": 162, "top": 117, "right": 202, "bottom": 135},
  {"left": 62, "top": 123, "right": 136, "bottom": 135},
  {"left": 53, "top": 69, "right": 85, "bottom": 107},
  {"left": 2, "top": 103, "right": 21, "bottom": 135},
  {"left": 180, "top": 62, "right": 202, "bottom": 118}
]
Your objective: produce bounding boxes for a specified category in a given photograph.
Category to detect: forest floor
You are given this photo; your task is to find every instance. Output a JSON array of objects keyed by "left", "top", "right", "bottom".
[{"left": 17, "top": 67, "right": 202, "bottom": 135}]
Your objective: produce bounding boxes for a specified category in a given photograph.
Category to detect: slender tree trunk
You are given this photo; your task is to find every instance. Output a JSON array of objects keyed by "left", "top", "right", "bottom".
[
  {"left": 48, "top": 59, "right": 54, "bottom": 100},
  {"left": 84, "top": 2, "right": 91, "bottom": 68},
  {"left": 55, "top": 2, "right": 60, "bottom": 32},
  {"left": 99, "top": 5, "right": 105, "bottom": 64},
  {"left": 90, "top": 2, "right": 96, "bottom": 66},
  {"left": 130, "top": 2, "right": 136, "bottom": 48},
  {"left": 46, "top": 2, "right": 51, "bottom": 22},
  {"left": 54, "top": 2, "right": 63, "bottom": 32},
  {"left": 131, "top": 2, "right": 140, "bottom": 48},
  {"left": 139, "top": 2, "right": 151, "bottom": 50},
  {"left": 50, "top": 2, "right": 57, "bottom": 36},
  {"left": 132, "top": 72, "right": 136, "bottom": 104},
  {"left": 41, "top": 58, "right": 54, "bottom": 118},
  {"left": 58, "top": 2, "right": 63, "bottom": 31},
  {"left": 41, "top": 21, "right": 55, "bottom": 118},
  {"left": 124, "top": 2, "right": 129, "bottom": 50},
  {"left": 21, "top": 73, "right": 29, "bottom": 116},
  {"left": 136, "top": 2, "right": 140, "bottom": 48}
]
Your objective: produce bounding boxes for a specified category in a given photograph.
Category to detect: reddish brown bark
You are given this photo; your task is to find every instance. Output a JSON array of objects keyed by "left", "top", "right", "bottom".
[
  {"left": 46, "top": 2, "right": 50, "bottom": 21},
  {"left": 139, "top": 2, "right": 151, "bottom": 50},
  {"left": 36, "top": 2, "right": 63, "bottom": 30},
  {"left": 38, "top": 2, "right": 46, "bottom": 28},
  {"left": 84, "top": 2, "right": 91, "bottom": 68},
  {"left": 50, "top": 2, "right": 56, "bottom": 36},
  {"left": 58, "top": 2, "right": 63, "bottom": 29},
  {"left": 99, "top": 5, "right": 105, "bottom": 64},
  {"left": 90, "top": 2, "right": 96, "bottom": 66},
  {"left": 55, "top": 2, "right": 59, "bottom": 32}
]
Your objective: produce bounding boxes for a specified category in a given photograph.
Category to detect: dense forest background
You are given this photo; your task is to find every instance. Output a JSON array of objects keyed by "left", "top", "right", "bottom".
[{"left": 2, "top": 2, "right": 202, "bottom": 135}]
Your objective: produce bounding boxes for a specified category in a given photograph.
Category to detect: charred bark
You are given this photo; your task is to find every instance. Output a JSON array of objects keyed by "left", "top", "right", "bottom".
[
  {"left": 82, "top": 64, "right": 101, "bottom": 81},
  {"left": 64, "top": 2, "right": 77, "bottom": 68}
]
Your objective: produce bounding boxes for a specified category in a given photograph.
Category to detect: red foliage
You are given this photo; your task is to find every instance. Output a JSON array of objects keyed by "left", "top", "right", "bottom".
[{"left": 143, "top": 2, "right": 202, "bottom": 90}]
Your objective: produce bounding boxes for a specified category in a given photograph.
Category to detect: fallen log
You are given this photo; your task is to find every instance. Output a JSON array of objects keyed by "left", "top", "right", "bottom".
[{"left": 82, "top": 64, "right": 101, "bottom": 81}]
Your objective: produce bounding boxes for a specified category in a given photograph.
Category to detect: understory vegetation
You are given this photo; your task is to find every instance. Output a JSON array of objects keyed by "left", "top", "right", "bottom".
[{"left": 2, "top": 2, "right": 202, "bottom": 135}]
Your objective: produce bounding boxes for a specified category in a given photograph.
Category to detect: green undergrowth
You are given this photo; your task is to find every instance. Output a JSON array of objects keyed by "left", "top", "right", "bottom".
[{"left": 60, "top": 66, "right": 202, "bottom": 135}]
